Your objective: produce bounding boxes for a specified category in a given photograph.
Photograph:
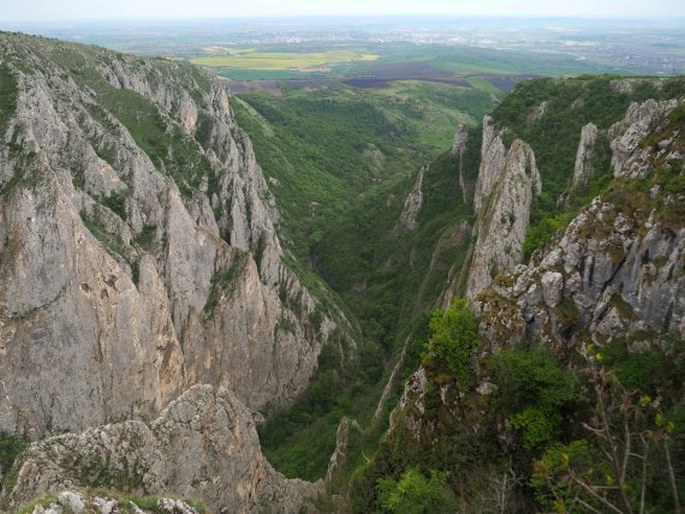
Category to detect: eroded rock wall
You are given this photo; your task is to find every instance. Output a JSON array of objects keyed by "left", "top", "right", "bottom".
[
  {"left": 466, "top": 139, "right": 541, "bottom": 299},
  {"left": 475, "top": 98, "right": 685, "bottom": 350},
  {"left": 2, "top": 385, "right": 321, "bottom": 514},
  {"left": 0, "top": 34, "right": 349, "bottom": 439}
]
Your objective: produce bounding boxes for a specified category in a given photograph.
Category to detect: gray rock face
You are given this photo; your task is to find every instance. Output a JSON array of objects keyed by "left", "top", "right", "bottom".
[
  {"left": 610, "top": 98, "right": 682, "bottom": 179},
  {"left": 477, "top": 199, "right": 685, "bottom": 350},
  {"left": 3, "top": 385, "right": 321, "bottom": 513},
  {"left": 0, "top": 34, "right": 350, "bottom": 439},
  {"left": 398, "top": 165, "right": 426, "bottom": 232},
  {"left": 325, "top": 417, "right": 360, "bottom": 483},
  {"left": 451, "top": 124, "right": 469, "bottom": 155},
  {"left": 474, "top": 115, "right": 507, "bottom": 214},
  {"left": 466, "top": 139, "right": 541, "bottom": 299},
  {"left": 570, "top": 122, "right": 598, "bottom": 189},
  {"left": 474, "top": 100, "right": 685, "bottom": 350},
  {"left": 525, "top": 100, "right": 549, "bottom": 131},
  {"left": 452, "top": 124, "right": 470, "bottom": 204}
]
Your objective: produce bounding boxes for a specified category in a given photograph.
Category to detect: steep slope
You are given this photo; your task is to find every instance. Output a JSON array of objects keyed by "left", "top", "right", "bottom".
[
  {"left": 2, "top": 386, "right": 320, "bottom": 513},
  {"left": 465, "top": 138, "right": 541, "bottom": 298},
  {"left": 0, "top": 32, "right": 355, "bottom": 511},
  {"left": 350, "top": 77, "right": 685, "bottom": 513},
  {"left": 233, "top": 76, "right": 496, "bottom": 481},
  {"left": 478, "top": 97, "right": 685, "bottom": 348},
  {"left": 447, "top": 76, "right": 685, "bottom": 300}
]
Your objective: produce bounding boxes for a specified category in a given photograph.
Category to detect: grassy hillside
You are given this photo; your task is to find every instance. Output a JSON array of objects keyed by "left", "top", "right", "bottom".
[{"left": 233, "top": 81, "right": 498, "bottom": 263}]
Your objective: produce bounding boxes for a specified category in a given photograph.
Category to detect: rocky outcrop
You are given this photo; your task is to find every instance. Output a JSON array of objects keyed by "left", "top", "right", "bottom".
[
  {"left": 2, "top": 385, "right": 321, "bottom": 514},
  {"left": 466, "top": 139, "right": 541, "bottom": 299},
  {"left": 451, "top": 124, "right": 469, "bottom": 155},
  {"left": 610, "top": 78, "right": 664, "bottom": 96},
  {"left": 452, "top": 124, "right": 470, "bottom": 204},
  {"left": 475, "top": 99, "right": 685, "bottom": 350},
  {"left": 476, "top": 198, "right": 685, "bottom": 350},
  {"left": 473, "top": 115, "right": 507, "bottom": 214},
  {"left": 570, "top": 122, "right": 598, "bottom": 189},
  {"left": 0, "top": 33, "right": 351, "bottom": 439},
  {"left": 610, "top": 98, "right": 682, "bottom": 179},
  {"left": 388, "top": 368, "right": 428, "bottom": 436},
  {"left": 525, "top": 100, "right": 549, "bottom": 131},
  {"left": 23, "top": 491, "right": 201, "bottom": 514},
  {"left": 325, "top": 417, "right": 361, "bottom": 483},
  {"left": 397, "top": 165, "right": 426, "bottom": 232}
]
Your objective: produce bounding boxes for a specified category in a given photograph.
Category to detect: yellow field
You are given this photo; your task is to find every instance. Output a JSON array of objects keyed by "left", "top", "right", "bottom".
[{"left": 191, "top": 50, "right": 379, "bottom": 70}]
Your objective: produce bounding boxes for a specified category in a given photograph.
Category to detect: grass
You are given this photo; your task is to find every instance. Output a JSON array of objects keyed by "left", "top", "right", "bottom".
[
  {"left": 80, "top": 210, "right": 128, "bottom": 259},
  {"left": 363, "top": 80, "right": 497, "bottom": 151},
  {"left": 192, "top": 49, "right": 378, "bottom": 70},
  {"left": 203, "top": 252, "right": 249, "bottom": 316}
]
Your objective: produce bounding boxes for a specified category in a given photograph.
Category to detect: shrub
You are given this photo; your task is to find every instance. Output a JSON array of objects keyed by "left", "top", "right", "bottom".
[
  {"left": 376, "top": 468, "right": 458, "bottom": 514},
  {"left": 422, "top": 298, "right": 480, "bottom": 387}
]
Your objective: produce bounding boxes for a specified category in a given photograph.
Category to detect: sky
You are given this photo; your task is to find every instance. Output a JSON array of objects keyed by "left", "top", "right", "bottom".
[{"left": 2, "top": 0, "right": 685, "bottom": 22}]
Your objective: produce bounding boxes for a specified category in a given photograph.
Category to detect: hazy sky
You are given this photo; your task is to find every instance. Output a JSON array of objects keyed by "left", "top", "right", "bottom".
[{"left": 2, "top": 0, "right": 685, "bottom": 22}]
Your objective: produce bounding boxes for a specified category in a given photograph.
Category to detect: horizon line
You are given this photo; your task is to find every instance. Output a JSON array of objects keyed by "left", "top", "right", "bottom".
[{"left": 3, "top": 13, "right": 685, "bottom": 24}]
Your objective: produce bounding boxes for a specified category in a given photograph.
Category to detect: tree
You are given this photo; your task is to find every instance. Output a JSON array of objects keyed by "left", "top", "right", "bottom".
[
  {"left": 532, "top": 346, "right": 683, "bottom": 514},
  {"left": 492, "top": 347, "right": 580, "bottom": 451},
  {"left": 376, "top": 468, "right": 458, "bottom": 514},
  {"left": 422, "top": 298, "right": 480, "bottom": 387}
]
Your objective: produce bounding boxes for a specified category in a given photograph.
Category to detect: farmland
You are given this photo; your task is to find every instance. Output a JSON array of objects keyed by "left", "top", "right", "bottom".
[{"left": 191, "top": 49, "right": 378, "bottom": 70}]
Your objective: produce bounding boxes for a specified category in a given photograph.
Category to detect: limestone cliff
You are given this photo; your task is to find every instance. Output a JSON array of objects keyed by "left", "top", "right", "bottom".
[
  {"left": 2, "top": 385, "right": 320, "bottom": 513},
  {"left": 473, "top": 115, "right": 507, "bottom": 214},
  {"left": 397, "top": 165, "right": 426, "bottom": 232},
  {"left": 476, "top": 97, "right": 684, "bottom": 349},
  {"left": 0, "top": 34, "right": 352, "bottom": 441},
  {"left": 610, "top": 98, "right": 680, "bottom": 179},
  {"left": 451, "top": 124, "right": 469, "bottom": 156},
  {"left": 15, "top": 490, "right": 203, "bottom": 514},
  {"left": 451, "top": 124, "right": 469, "bottom": 204},
  {"left": 570, "top": 122, "right": 598, "bottom": 189},
  {"left": 466, "top": 139, "right": 541, "bottom": 299}
]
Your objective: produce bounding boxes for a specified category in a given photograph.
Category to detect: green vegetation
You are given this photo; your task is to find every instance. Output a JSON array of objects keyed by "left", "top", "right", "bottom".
[
  {"left": 255, "top": 150, "right": 481, "bottom": 482},
  {"left": 46, "top": 44, "right": 217, "bottom": 200},
  {"left": 522, "top": 211, "right": 575, "bottom": 259},
  {"left": 376, "top": 468, "right": 458, "bottom": 514},
  {"left": 134, "top": 224, "right": 157, "bottom": 252},
  {"left": 234, "top": 80, "right": 489, "bottom": 359},
  {"left": 258, "top": 337, "right": 384, "bottom": 481},
  {"left": 239, "top": 75, "right": 496, "bottom": 484},
  {"left": 492, "top": 347, "right": 581, "bottom": 450},
  {"left": 491, "top": 76, "right": 685, "bottom": 256},
  {"left": 203, "top": 252, "right": 249, "bottom": 316},
  {"left": 17, "top": 493, "right": 59, "bottom": 514},
  {"left": 0, "top": 433, "right": 29, "bottom": 493},
  {"left": 351, "top": 319, "right": 684, "bottom": 513},
  {"left": 531, "top": 341, "right": 685, "bottom": 514},
  {"left": 422, "top": 299, "right": 480, "bottom": 387},
  {"left": 80, "top": 210, "right": 128, "bottom": 259},
  {"left": 4, "top": 34, "right": 685, "bottom": 513},
  {"left": 100, "top": 188, "right": 129, "bottom": 221}
]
